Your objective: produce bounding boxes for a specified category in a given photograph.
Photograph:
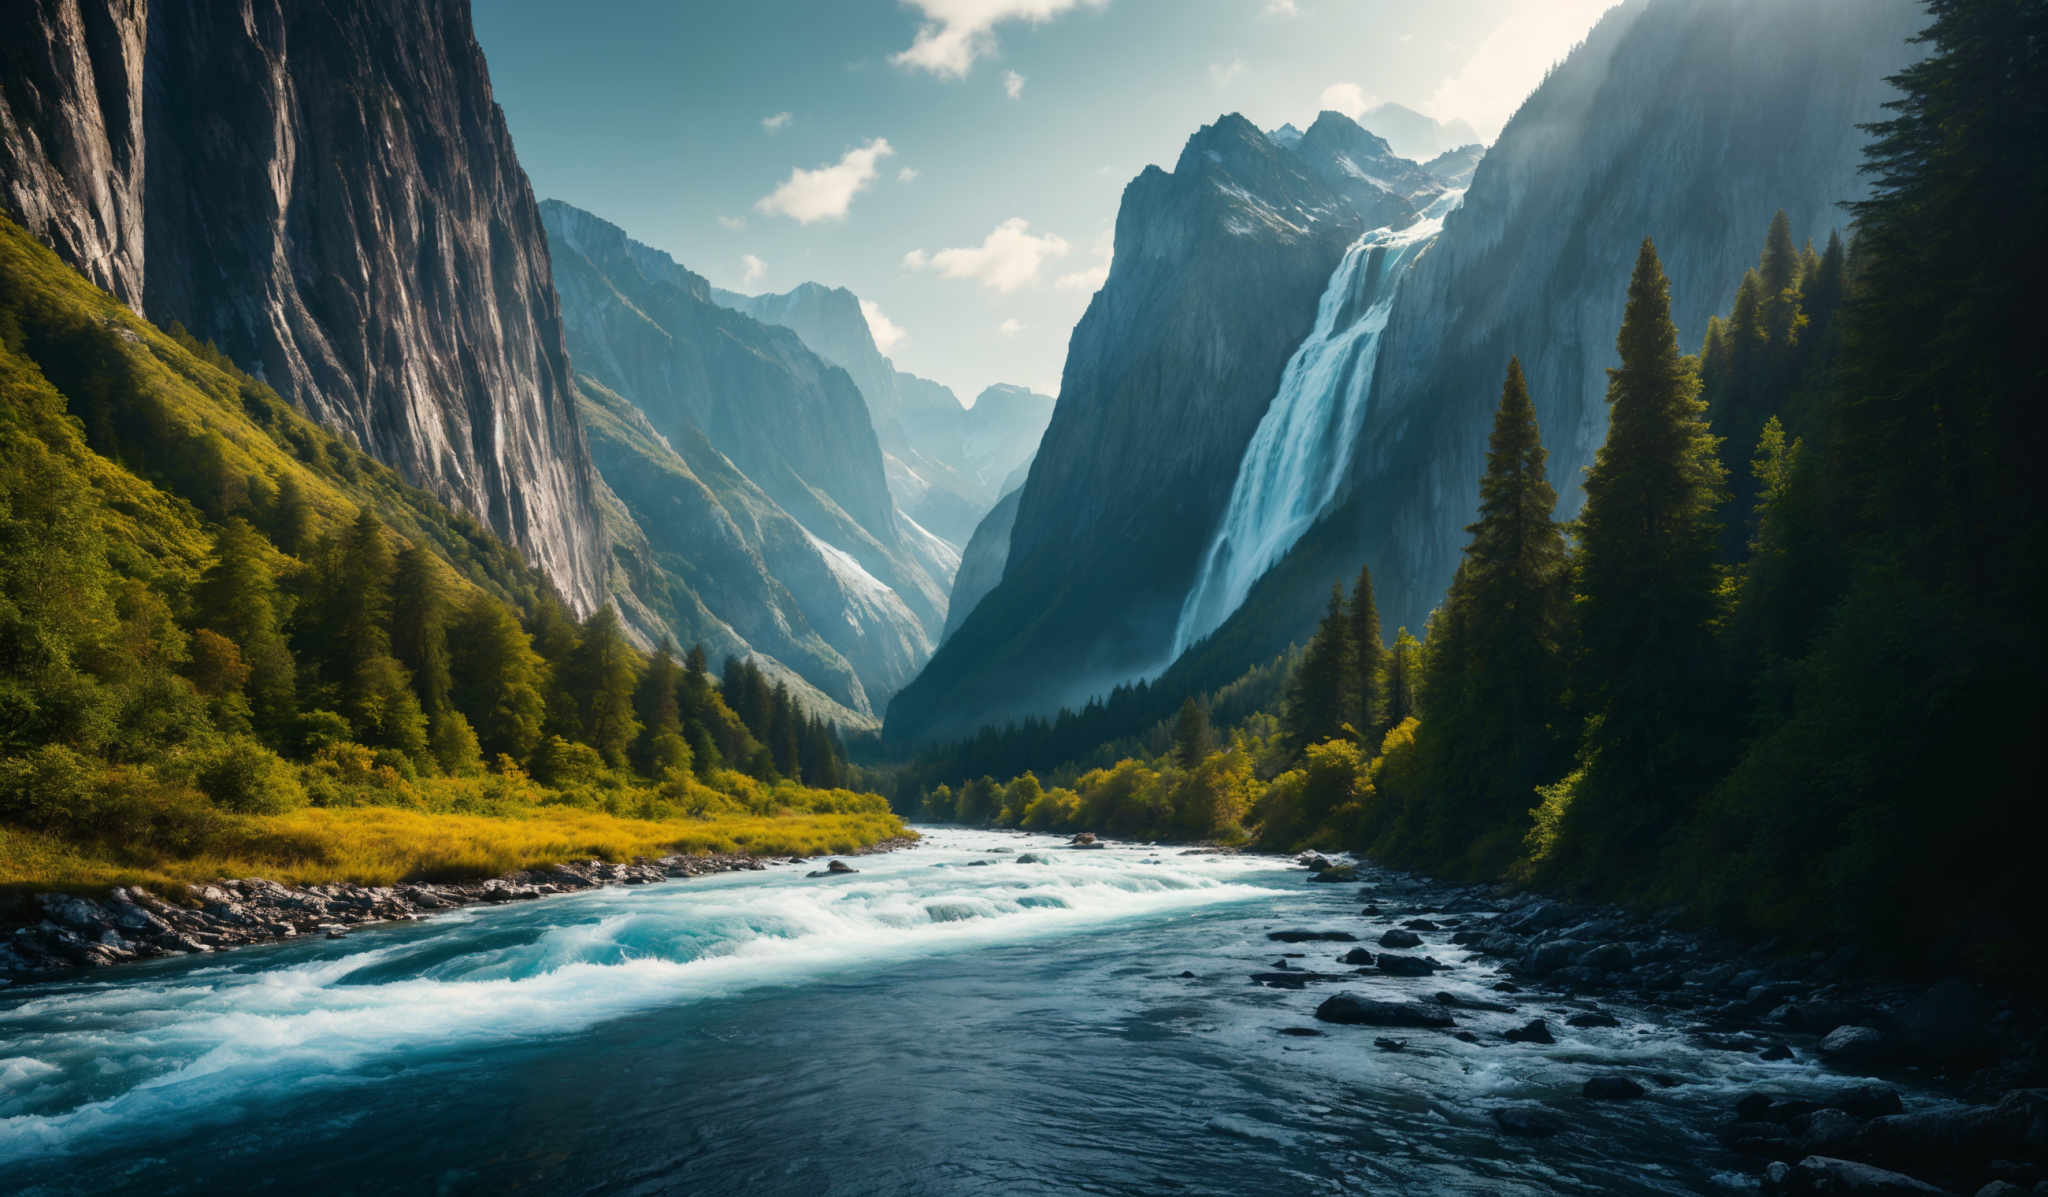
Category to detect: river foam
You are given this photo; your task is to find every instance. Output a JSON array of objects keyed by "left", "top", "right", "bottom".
[{"left": 0, "top": 832, "right": 1284, "bottom": 1161}]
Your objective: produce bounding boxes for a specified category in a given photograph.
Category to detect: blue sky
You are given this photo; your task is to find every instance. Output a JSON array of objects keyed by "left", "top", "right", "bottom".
[{"left": 475, "top": 0, "right": 1615, "bottom": 403}]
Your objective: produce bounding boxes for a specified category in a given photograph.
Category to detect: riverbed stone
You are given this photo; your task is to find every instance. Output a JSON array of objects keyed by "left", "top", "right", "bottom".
[
  {"left": 1269, "top": 929, "right": 1358, "bottom": 943},
  {"left": 1763, "top": 1155, "right": 1949, "bottom": 1195},
  {"left": 1505, "top": 1019, "right": 1555, "bottom": 1044},
  {"left": 1820, "top": 1025, "right": 1890, "bottom": 1069},
  {"left": 1313, "top": 993, "right": 1456, "bottom": 1028},
  {"left": 1584, "top": 1076, "right": 1645, "bottom": 1100},
  {"left": 1379, "top": 928, "right": 1424, "bottom": 948},
  {"left": 1375, "top": 953, "right": 1439, "bottom": 977}
]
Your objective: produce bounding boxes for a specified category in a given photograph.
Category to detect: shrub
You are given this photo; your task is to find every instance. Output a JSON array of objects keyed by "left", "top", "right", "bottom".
[{"left": 196, "top": 737, "right": 306, "bottom": 814}]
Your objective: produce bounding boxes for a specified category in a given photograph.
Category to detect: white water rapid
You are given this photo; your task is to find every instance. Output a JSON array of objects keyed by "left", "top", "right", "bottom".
[{"left": 1171, "top": 189, "right": 1464, "bottom": 658}]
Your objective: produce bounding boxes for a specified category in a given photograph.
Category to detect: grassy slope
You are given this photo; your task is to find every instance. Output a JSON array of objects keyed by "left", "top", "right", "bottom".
[{"left": 0, "top": 215, "right": 904, "bottom": 892}]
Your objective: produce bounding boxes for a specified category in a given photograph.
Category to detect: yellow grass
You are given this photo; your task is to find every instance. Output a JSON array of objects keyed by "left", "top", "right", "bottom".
[{"left": 0, "top": 806, "right": 909, "bottom": 893}]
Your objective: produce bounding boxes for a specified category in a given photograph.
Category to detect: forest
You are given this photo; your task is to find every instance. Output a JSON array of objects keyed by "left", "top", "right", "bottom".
[
  {"left": 0, "top": 214, "right": 896, "bottom": 892},
  {"left": 896, "top": 2, "right": 2042, "bottom": 976}
]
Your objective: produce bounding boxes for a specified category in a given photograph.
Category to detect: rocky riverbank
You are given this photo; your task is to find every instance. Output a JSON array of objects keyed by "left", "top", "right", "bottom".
[
  {"left": 1276, "top": 852, "right": 2048, "bottom": 1196},
  {"left": 0, "top": 837, "right": 918, "bottom": 981}
]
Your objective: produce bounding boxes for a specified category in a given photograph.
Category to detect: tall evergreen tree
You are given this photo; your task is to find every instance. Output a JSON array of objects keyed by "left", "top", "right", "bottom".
[
  {"left": 563, "top": 605, "right": 641, "bottom": 769},
  {"left": 190, "top": 518, "right": 296, "bottom": 738},
  {"left": 1284, "top": 586, "right": 1356, "bottom": 751},
  {"left": 390, "top": 545, "right": 452, "bottom": 718},
  {"left": 1409, "top": 358, "right": 1571, "bottom": 871},
  {"left": 1382, "top": 628, "right": 1422, "bottom": 730},
  {"left": 1542, "top": 238, "right": 1727, "bottom": 881},
  {"left": 1172, "top": 696, "right": 1215, "bottom": 769},
  {"left": 1349, "top": 565, "right": 1385, "bottom": 737},
  {"left": 449, "top": 593, "right": 548, "bottom": 763},
  {"left": 633, "top": 642, "right": 688, "bottom": 776}
]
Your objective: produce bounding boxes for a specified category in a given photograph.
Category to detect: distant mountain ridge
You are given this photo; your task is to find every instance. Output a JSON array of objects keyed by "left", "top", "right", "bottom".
[
  {"left": 542, "top": 200, "right": 957, "bottom": 718},
  {"left": 711, "top": 282, "right": 1053, "bottom": 547}
]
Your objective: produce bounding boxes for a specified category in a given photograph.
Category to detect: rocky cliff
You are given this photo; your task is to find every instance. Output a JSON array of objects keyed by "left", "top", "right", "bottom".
[
  {"left": 941, "top": 485, "right": 1022, "bottom": 645},
  {"left": 713, "top": 281, "right": 1052, "bottom": 548},
  {"left": 886, "top": 113, "right": 1380, "bottom": 742},
  {"left": 543, "top": 201, "right": 952, "bottom": 709},
  {"left": 0, "top": 0, "right": 608, "bottom": 611},
  {"left": 1163, "top": 0, "right": 1925, "bottom": 695}
]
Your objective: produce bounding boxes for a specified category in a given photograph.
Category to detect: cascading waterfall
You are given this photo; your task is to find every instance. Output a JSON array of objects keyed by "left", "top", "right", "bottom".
[{"left": 1171, "top": 189, "right": 1465, "bottom": 660}]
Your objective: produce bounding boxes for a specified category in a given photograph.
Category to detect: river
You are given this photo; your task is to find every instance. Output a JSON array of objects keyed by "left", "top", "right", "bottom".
[{"left": 0, "top": 829, "right": 1871, "bottom": 1194}]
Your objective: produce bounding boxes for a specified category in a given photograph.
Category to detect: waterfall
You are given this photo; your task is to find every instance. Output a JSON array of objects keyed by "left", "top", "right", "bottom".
[{"left": 1170, "top": 189, "right": 1464, "bottom": 659}]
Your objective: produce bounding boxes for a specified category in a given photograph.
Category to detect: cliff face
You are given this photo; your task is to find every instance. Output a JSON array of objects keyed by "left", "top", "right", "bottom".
[
  {"left": 543, "top": 201, "right": 953, "bottom": 708},
  {"left": 713, "top": 281, "right": 1053, "bottom": 550},
  {"left": 887, "top": 113, "right": 1376, "bottom": 742},
  {"left": 1163, "top": 0, "right": 1925, "bottom": 695},
  {"left": 0, "top": 0, "right": 608, "bottom": 611},
  {"left": 941, "top": 485, "right": 1021, "bottom": 646}
]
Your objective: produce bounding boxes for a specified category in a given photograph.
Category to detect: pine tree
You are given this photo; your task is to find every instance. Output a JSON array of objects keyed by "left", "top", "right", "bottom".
[
  {"left": 269, "top": 473, "right": 315, "bottom": 558},
  {"left": 190, "top": 518, "right": 296, "bottom": 739},
  {"left": 633, "top": 642, "right": 688, "bottom": 776},
  {"left": 1172, "top": 697, "right": 1214, "bottom": 769},
  {"left": 1349, "top": 565, "right": 1385, "bottom": 737},
  {"left": 1543, "top": 238, "right": 1727, "bottom": 880},
  {"left": 390, "top": 545, "right": 452, "bottom": 718},
  {"left": 1409, "top": 358, "right": 1571, "bottom": 870},
  {"left": 564, "top": 605, "right": 641, "bottom": 769},
  {"left": 1284, "top": 586, "right": 1356, "bottom": 751},
  {"left": 1383, "top": 627, "right": 1422, "bottom": 729},
  {"left": 767, "top": 683, "right": 800, "bottom": 778},
  {"left": 449, "top": 593, "right": 548, "bottom": 762}
]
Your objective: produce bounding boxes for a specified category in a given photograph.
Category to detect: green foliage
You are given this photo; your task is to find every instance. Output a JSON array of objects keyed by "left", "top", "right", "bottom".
[
  {"left": 0, "top": 212, "right": 868, "bottom": 887},
  {"left": 196, "top": 737, "right": 308, "bottom": 814}
]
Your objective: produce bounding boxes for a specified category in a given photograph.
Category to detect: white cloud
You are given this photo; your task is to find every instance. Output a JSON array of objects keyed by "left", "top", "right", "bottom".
[
  {"left": 1318, "top": 81, "right": 1376, "bottom": 121},
  {"left": 717, "top": 215, "right": 747, "bottom": 231},
  {"left": 1429, "top": 0, "right": 1617, "bottom": 139},
  {"left": 761, "top": 111, "right": 793, "bottom": 132},
  {"left": 1208, "top": 59, "right": 1245, "bottom": 88},
  {"left": 1004, "top": 69, "right": 1026, "bottom": 99},
  {"left": 1262, "top": 0, "right": 1298, "bottom": 16},
  {"left": 898, "top": 166, "right": 921, "bottom": 183},
  {"left": 755, "top": 138, "right": 894, "bottom": 223},
  {"left": 741, "top": 254, "right": 766, "bottom": 286},
  {"left": 860, "top": 299, "right": 908, "bottom": 352},
  {"left": 903, "top": 218, "right": 1070, "bottom": 292},
  {"left": 892, "top": 0, "right": 1107, "bottom": 78},
  {"left": 999, "top": 318, "right": 1025, "bottom": 336}
]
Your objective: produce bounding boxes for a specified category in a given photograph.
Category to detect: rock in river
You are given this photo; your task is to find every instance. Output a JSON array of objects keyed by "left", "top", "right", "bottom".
[
  {"left": 1504, "top": 1019, "right": 1555, "bottom": 1044},
  {"left": 1379, "top": 929, "right": 1424, "bottom": 948},
  {"left": 1313, "top": 993, "right": 1456, "bottom": 1028},
  {"left": 1583, "top": 1076, "right": 1645, "bottom": 1101},
  {"left": 1268, "top": 929, "right": 1359, "bottom": 943}
]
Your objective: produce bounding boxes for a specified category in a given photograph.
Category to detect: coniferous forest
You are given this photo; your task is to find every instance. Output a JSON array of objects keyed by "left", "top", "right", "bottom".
[{"left": 896, "top": 1, "right": 2043, "bottom": 977}]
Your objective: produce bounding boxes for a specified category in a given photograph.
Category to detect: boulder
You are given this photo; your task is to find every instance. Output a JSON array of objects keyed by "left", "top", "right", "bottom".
[
  {"left": 1014, "top": 853, "right": 1049, "bottom": 864},
  {"left": 1313, "top": 993, "right": 1456, "bottom": 1028},
  {"left": 1433, "top": 991, "right": 1516, "bottom": 1013},
  {"left": 1072, "top": 833, "right": 1099, "bottom": 846},
  {"left": 1584, "top": 1076, "right": 1645, "bottom": 1101},
  {"left": 1373, "top": 1037, "right": 1407, "bottom": 1052},
  {"left": 805, "top": 860, "right": 859, "bottom": 878},
  {"left": 1308, "top": 866, "right": 1359, "bottom": 883},
  {"left": 1829, "top": 1085, "right": 1904, "bottom": 1120},
  {"left": 1763, "top": 1155, "right": 1949, "bottom": 1195},
  {"left": 1375, "top": 953, "right": 1439, "bottom": 977},
  {"left": 1379, "top": 929, "right": 1424, "bottom": 948},
  {"left": 1402, "top": 919, "right": 1441, "bottom": 931},
  {"left": 1268, "top": 929, "right": 1359, "bottom": 943},
  {"left": 1819, "top": 1025, "right": 1890, "bottom": 1070},
  {"left": 1340, "top": 947, "right": 1376, "bottom": 965},
  {"left": 1567, "top": 1010, "right": 1621, "bottom": 1028},
  {"left": 1852, "top": 1090, "right": 2047, "bottom": 1177},
  {"left": 1521, "top": 939, "right": 1588, "bottom": 976},
  {"left": 1579, "top": 942, "right": 1634, "bottom": 971},
  {"left": 1504, "top": 1019, "right": 1555, "bottom": 1044}
]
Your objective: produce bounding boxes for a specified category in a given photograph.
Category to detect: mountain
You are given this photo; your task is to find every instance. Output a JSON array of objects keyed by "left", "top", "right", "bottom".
[
  {"left": 1422, "top": 144, "right": 1486, "bottom": 189},
  {"left": 1357, "top": 102, "right": 1483, "bottom": 162},
  {"left": 941, "top": 485, "right": 1022, "bottom": 645},
  {"left": 540, "top": 200, "right": 953, "bottom": 713},
  {"left": 712, "top": 282, "right": 1054, "bottom": 547},
  {"left": 1149, "top": 0, "right": 1928, "bottom": 709},
  {"left": 887, "top": 112, "right": 1394, "bottom": 742},
  {"left": 0, "top": 0, "right": 607, "bottom": 612},
  {"left": 1290, "top": 110, "right": 1446, "bottom": 218}
]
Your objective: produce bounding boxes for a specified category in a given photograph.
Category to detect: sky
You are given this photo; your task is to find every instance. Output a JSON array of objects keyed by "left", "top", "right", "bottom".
[{"left": 474, "top": 0, "right": 1617, "bottom": 405}]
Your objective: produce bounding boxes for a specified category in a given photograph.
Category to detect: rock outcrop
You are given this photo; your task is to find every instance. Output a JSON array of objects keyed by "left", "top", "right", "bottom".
[{"left": 0, "top": 0, "right": 609, "bottom": 610}]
